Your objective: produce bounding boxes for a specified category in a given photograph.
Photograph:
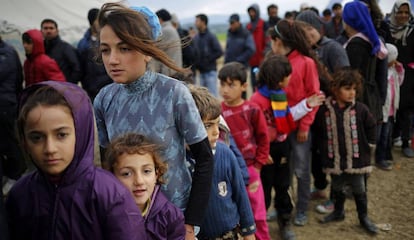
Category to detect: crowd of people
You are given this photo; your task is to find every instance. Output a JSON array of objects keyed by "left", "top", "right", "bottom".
[{"left": 0, "top": 0, "right": 413, "bottom": 239}]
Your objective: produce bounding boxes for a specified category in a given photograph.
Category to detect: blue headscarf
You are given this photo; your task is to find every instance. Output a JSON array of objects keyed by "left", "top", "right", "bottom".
[
  {"left": 130, "top": 6, "right": 162, "bottom": 40},
  {"left": 343, "top": 1, "right": 380, "bottom": 56}
]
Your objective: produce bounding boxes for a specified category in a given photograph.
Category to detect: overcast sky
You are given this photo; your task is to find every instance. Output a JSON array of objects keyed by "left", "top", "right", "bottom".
[{"left": 126, "top": 0, "right": 395, "bottom": 23}]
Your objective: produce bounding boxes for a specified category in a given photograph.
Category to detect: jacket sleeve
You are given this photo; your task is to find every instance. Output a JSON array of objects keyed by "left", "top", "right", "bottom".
[
  {"left": 64, "top": 44, "right": 83, "bottom": 84},
  {"left": 103, "top": 188, "right": 148, "bottom": 240},
  {"left": 227, "top": 150, "right": 256, "bottom": 236},
  {"left": 228, "top": 134, "right": 249, "bottom": 185},
  {"left": 43, "top": 57, "right": 66, "bottom": 82},
  {"left": 252, "top": 106, "right": 270, "bottom": 167},
  {"left": 297, "top": 59, "right": 320, "bottom": 132},
  {"left": 210, "top": 34, "right": 223, "bottom": 61},
  {"left": 166, "top": 207, "right": 186, "bottom": 240},
  {"left": 186, "top": 137, "right": 214, "bottom": 226},
  {"left": 237, "top": 33, "right": 256, "bottom": 64}
]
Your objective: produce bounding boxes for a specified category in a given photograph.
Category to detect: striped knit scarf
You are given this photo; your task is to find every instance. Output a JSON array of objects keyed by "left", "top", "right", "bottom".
[{"left": 258, "top": 86, "right": 296, "bottom": 134}]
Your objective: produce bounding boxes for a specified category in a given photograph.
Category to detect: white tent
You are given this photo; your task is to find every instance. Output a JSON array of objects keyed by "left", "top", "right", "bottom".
[{"left": 0, "top": 0, "right": 107, "bottom": 61}]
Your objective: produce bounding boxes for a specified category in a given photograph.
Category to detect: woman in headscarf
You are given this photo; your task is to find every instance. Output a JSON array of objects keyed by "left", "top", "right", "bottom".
[{"left": 388, "top": 0, "right": 414, "bottom": 158}]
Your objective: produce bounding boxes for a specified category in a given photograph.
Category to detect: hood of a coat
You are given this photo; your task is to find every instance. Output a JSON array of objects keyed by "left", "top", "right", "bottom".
[
  {"left": 24, "top": 29, "right": 45, "bottom": 57},
  {"left": 19, "top": 81, "right": 95, "bottom": 185}
]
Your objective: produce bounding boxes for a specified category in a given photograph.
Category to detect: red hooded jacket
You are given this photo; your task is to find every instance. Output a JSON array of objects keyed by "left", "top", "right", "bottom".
[{"left": 23, "top": 29, "right": 65, "bottom": 86}]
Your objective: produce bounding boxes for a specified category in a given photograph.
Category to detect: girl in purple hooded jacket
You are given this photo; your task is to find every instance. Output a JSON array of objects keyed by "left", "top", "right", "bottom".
[
  {"left": 6, "top": 81, "right": 147, "bottom": 240},
  {"left": 105, "top": 133, "right": 186, "bottom": 240}
]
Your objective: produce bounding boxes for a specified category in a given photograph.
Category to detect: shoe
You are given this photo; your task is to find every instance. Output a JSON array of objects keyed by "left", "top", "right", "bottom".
[
  {"left": 281, "top": 227, "right": 296, "bottom": 240},
  {"left": 277, "top": 214, "right": 296, "bottom": 240},
  {"left": 266, "top": 209, "right": 278, "bottom": 222},
  {"left": 320, "top": 210, "right": 345, "bottom": 223},
  {"left": 376, "top": 160, "right": 393, "bottom": 171},
  {"left": 360, "top": 216, "right": 378, "bottom": 234},
  {"left": 293, "top": 212, "right": 307, "bottom": 226},
  {"left": 403, "top": 147, "right": 414, "bottom": 158},
  {"left": 315, "top": 200, "right": 334, "bottom": 214},
  {"left": 310, "top": 188, "right": 328, "bottom": 200},
  {"left": 393, "top": 137, "right": 402, "bottom": 147}
]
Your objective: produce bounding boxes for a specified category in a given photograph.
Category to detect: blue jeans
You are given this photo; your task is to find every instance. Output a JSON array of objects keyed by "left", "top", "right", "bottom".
[
  {"left": 289, "top": 130, "right": 312, "bottom": 213},
  {"left": 199, "top": 71, "right": 218, "bottom": 97}
]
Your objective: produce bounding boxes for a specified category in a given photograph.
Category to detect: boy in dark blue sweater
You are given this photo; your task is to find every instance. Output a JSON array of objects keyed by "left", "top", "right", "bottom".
[{"left": 188, "top": 85, "right": 256, "bottom": 239}]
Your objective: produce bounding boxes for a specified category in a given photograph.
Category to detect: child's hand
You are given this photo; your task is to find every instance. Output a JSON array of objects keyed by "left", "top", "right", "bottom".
[
  {"left": 296, "top": 130, "right": 309, "bottom": 142},
  {"left": 185, "top": 224, "right": 196, "bottom": 240},
  {"left": 248, "top": 180, "right": 260, "bottom": 193},
  {"left": 266, "top": 155, "right": 274, "bottom": 165},
  {"left": 243, "top": 234, "right": 256, "bottom": 240},
  {"left": 306, "top": 92, "right": 325, "bottom": 108}
]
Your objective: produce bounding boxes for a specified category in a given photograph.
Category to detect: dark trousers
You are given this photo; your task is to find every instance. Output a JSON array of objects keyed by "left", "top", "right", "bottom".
[
  {"left": 393, "top": 108, "right": 413, "bottom": 148},
  {"left": 376, "top": 118, "right": 394, "bottom": 162},
  {"left": 311, "top": 147, "right": 329, "bottom": 191},
  {"left": 261, "top": 140, "right": 293, "bottom": 216}
]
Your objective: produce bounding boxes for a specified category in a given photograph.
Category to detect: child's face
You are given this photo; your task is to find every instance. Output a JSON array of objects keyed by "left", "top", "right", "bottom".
[
  {"left": 203, "top": 117, "right": 220, "bottom": 149},
  {"left": 335, "top": 84, "right": 356, "bottom": 106},
  {"left": 219, "top": 78, "right": 247, "bottom": 106},
  {"left": 23, "top": 42, "right": 33, "bottom": 55},
  {"left": 99, "top": 25, "right": 151, "bottom": 84},
  {"left": 23, "top": 105, "right": 75, "bottom": 176},
  {"left": 113, "top": 153, "right": 157, "bottom": 212},
  {"left": 278, "top": 74, "right": 291, "bottom": 88}
]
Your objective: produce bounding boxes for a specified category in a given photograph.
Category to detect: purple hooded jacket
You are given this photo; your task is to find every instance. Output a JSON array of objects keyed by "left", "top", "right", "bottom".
[
  {"left": 144, "top": 185, "right": 186, "bottom": 239},
  {"left": 6, "top": 81, "right": 147, "bottom": 240}
]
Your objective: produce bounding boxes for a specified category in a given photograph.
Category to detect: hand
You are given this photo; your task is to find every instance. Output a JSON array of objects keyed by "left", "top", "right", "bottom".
[
  {"left": 248, "top": 180, "right": 260, "bottom": 193},
  {"left": 266, "top": 155, "right": 274, "bottom": 165},
  {"left": 185, "top": 224, "right": 196, "bottom": 240},
  {"left": 296, "top": 130, "right": 308, "bottom": 143},
  {"left": 306, "top": 93, "right": 325, "bottom": 108},
  {"left": 243, "top": 234, "right": 256, "bottom": 240}
]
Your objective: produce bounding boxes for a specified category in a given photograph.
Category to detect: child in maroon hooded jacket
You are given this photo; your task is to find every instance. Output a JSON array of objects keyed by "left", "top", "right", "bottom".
[{"left": 22, "top": 29, "right": 65, "bottom": 86}]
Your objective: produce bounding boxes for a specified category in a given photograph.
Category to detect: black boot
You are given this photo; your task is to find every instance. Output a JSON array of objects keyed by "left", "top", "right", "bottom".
[
  {"left": 277, "top": 214, "right": 296, "bottom": 240},
  {"left": 354, "top": 192, "right": 378, "bottom": 234},
  {"left": 320, "top": 190, "right": 345, "bottom": 223}
]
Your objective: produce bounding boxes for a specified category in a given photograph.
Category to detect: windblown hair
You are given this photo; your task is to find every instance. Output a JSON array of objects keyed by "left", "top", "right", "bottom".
[{"left": 97, "top": 2, "right": 185, "bottom": 74}]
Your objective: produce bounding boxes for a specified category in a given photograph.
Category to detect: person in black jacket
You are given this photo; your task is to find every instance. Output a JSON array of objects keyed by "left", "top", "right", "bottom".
[
  {"left": 193, "top": 14, "right": 223, "bottom": 97},
  {"left": 41, "top": 19, "right": 82, "bottom": 84},
  {"left": 77, "top": 8, "right": 113, "bottom": 101},
  {"left": 0, "top": 36, "right": 26, "bottom": 240}
]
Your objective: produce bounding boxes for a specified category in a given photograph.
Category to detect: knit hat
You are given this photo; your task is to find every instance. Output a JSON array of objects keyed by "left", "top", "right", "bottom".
[
  {"left": 87, "top": 8, "right": 99, "bottom": 25},
  {"left": 342, "top": 1, "right": 380, "bottom": 56},
  {"left": 229, "top": 14, "right": 240, "bottom": 23},
  {"left": 171, "top": 13, "right": 179, "bottom": 25},
  {"left": 296, "top": 10, "right": 323, "bottom": 33},
  {"left": 156, "top": 9, "right": 172, "bottom": 21},
  {"left": 386, "top": 43, "right": 398, "bottom": 63}
]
